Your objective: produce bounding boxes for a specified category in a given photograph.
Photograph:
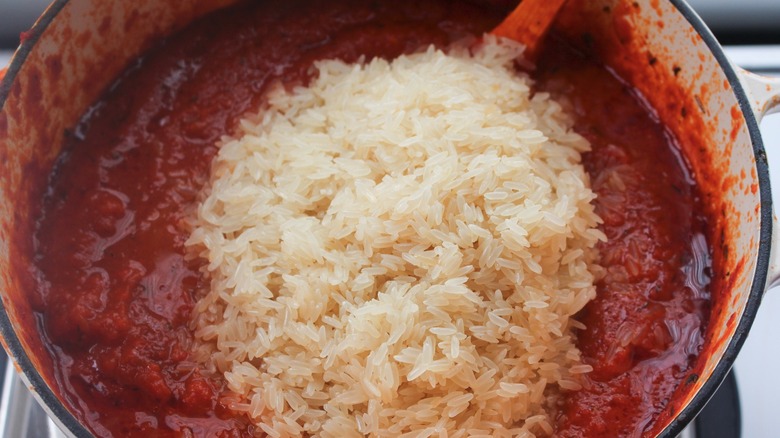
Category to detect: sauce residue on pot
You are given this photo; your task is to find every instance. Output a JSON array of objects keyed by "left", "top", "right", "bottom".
[
  {"left": 28, "top": 0, "right": 710, "bottom": 436},
  {"left": 536, "top": 37, "right": 711, "bottom": 437}
]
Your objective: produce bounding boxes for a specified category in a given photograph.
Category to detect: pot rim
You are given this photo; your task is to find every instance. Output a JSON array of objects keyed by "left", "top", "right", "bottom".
[
  {"left": 0, "top": 1, "right": 772, "bottom": 437},
  {"left": 0, "top": 2, "right": 93, "bottom": 436},
  {"left": 658, "top": 0, "right": 771, "bottom": 436}
]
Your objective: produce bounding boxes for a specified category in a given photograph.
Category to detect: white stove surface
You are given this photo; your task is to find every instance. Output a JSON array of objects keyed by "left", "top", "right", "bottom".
[{"left": 1, "top": 46, "right": 779, "bottom": 437}]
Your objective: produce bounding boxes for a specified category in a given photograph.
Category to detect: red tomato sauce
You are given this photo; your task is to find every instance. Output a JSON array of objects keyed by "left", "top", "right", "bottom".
[
  {"left": 30, "top": 1, "right": 710, "bottom": 437},
  {"left": 535, "top": 38, "right": 711, "bottom": 437}
]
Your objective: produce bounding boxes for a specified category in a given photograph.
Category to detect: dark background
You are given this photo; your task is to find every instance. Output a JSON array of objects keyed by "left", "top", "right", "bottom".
[{"left": 1, "top": 0, "right": 779, "bottom": 50}]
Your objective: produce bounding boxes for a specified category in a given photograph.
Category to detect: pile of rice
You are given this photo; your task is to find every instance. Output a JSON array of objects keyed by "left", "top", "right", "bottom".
[{"left": 187, "top": 36, "right": 605, "bottom": 437}]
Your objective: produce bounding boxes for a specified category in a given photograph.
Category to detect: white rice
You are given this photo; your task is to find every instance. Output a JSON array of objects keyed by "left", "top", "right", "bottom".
[{"left": 187, "top": 35, "right": 605, "bottom": 437}]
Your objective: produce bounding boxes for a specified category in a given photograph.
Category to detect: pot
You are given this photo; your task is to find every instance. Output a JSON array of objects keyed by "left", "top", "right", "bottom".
[{"left": 0, "top": 0, "right": 778, "bottom": 436}]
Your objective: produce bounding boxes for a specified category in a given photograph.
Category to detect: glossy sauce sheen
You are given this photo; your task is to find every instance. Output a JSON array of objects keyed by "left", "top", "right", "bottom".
[
  {"left": 31, "top": 1, "right": 710, "bottom": 436},
  {"left": 536, "top": 39, "right": 711, "bottom": 437}
]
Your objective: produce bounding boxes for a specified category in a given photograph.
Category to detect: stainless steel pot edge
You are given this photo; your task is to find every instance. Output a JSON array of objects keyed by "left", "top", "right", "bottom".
[
  {"left": 659, "top": 1, "right": 773, "bottom": 437},
  {"left": 0, "top": 1, "right": 92, "bottom": 437},
  {"left": 0, "top": 362, "right": 68, "bottom": 438}
]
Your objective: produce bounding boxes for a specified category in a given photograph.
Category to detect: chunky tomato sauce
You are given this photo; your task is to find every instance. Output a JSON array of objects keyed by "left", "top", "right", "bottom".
[
  {"left": 31, "top": 0, "right": 710, "bottom": 437},
  {"left": 535, "top": 39, "right": 711, "bottom": 437}
]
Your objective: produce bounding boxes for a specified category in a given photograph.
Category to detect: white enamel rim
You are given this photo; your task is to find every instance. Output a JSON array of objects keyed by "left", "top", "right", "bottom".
[
  {"left": 743, "top": 70, "right": 780, "bottom": 287},
  {"left": 0, "top": 1, "right": 778, "bottom": 437}
]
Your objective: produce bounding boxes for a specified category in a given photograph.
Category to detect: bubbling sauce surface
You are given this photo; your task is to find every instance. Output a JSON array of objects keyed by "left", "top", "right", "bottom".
[{"left": 31, "top": 1, "right": 709, "bottom": 436}]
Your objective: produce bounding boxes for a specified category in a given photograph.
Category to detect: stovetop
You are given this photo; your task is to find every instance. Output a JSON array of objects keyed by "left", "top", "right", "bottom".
[{"left": 0, "top": 45, "right": 778, "bottom": 438}]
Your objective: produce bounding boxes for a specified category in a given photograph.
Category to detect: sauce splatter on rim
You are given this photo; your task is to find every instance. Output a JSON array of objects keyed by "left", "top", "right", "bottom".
[{"left": 29, "top": 1, "right": 711, "bottom": 436}]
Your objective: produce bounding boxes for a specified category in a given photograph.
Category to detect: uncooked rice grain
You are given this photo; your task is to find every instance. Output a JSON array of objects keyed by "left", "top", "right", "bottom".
[{"left": 187, "top": 35, "right": 604, "bottom": 437}]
